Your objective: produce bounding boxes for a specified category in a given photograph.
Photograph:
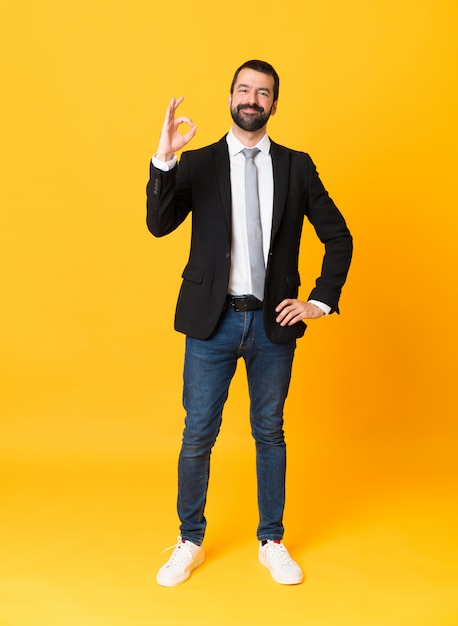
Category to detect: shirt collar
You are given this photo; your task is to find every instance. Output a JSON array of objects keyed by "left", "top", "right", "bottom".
[{"left": 226, "top": 128, "right": 271, "bottom": 157}]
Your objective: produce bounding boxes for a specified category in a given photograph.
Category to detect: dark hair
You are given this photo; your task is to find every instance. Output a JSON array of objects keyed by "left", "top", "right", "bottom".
[{"left": 230, "top": 60, "right": 280, "bottom": 102}]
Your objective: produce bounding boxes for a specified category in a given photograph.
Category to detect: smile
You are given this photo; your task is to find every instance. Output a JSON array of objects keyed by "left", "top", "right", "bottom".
[{"left": 238, "top": 105, "right": 264, "bottom": 114}]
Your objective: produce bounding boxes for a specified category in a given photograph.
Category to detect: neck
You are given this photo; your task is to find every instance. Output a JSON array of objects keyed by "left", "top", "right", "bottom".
[{"left": 231, "top": 124, "right": 267, "bottom": 147}]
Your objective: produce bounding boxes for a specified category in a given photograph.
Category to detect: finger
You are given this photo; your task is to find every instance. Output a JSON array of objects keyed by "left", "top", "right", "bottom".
[
  {"left": 182, "top": 125, "right": 197, "bottom": 143},
  {"left": 275, "top": 299, "right": 292, "bottom": 313},
  {"left": 175, "top": 116, "right": 195, "bottom": 127},
  {"left": 163, "top": 99, "right": 175, "bottom": 125},
  {"left": 280, "top": 312, "right": 296, "bottom": 326},
  {"left": 285, "top": 309, "right": 305, "bottom": 326},
  {"left": 169, "top": 97, "right": 184, "bottom": 118},
  {"left": 276, "top": 306, "right": 294, "bottom": 324},
  {"left": 163, "top": 97, "right": 184, "bottom": 123}
]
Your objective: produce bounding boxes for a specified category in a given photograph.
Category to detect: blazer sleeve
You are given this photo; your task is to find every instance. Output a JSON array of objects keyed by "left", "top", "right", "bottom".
[
  {"left": 146, "top": 153, "right": 192, "bottom": 237},
  {"left": 305, "top": 156, "right": 353, "bottom": 313}
]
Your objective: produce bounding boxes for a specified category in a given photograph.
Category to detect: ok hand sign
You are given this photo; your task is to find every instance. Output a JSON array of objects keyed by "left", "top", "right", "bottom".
[{"left": 156, "top": 97, "right": 197, "bottom": 162}]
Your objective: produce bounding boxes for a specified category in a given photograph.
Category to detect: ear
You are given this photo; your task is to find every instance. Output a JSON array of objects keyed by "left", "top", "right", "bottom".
[
  {"left": 228, "top": 94, "right": 232, "bottom": 109},
  {"left": 270, "top": 100, "right": 278, "bottom": 116}
]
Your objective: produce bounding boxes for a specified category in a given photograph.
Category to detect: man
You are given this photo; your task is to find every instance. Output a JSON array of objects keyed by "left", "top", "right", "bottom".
[{"left": 146, "top": 60, "right": 352, "bottom": 587}]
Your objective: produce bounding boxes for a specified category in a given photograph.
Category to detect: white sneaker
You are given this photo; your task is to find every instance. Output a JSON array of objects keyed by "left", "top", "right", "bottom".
[
  {"left": 156, "top": 537, "right": 205, "bottom": 587},
  {"left": 258, "top": 540, "right": 304, "bottom": 585}
]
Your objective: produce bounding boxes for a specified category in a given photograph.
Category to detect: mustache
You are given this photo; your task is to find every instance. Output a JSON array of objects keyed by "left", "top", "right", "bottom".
[{"left": 237, "top": 103, "right": 265, "bottom": 114}]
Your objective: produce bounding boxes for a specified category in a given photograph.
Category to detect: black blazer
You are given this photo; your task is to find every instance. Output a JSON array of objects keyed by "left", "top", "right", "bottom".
[{"left": 146, "top": 136, "right": 352, "bottom": 343}]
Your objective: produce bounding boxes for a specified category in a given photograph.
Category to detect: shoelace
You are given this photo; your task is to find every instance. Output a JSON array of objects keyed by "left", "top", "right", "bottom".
[
  {"left": 162, "top": 538, "right": 192, "bottom": 568},
  {"left": 266, "top": 542, "right": 294, "bottom": 567}
]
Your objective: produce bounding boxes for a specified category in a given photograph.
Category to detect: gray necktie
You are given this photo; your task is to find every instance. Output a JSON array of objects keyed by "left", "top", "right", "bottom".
[{"left": 242, "top": 148, "right": 265, "bottom": 301}]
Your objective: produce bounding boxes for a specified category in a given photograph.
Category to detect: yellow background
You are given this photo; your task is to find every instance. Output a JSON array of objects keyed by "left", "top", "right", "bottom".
[{"left": 1, "top": 0, "right": 457, "bottom": 624}]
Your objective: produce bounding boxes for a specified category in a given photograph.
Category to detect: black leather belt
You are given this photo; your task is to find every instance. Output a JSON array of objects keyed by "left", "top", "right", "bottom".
[{"left": 226, "top": 295, "right": 263, "bottom": 312}]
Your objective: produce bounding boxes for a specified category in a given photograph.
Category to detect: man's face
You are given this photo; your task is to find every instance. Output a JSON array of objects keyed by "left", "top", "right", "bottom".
[{"left": 229, "top": 68, "right": 277, "bottom": 132}]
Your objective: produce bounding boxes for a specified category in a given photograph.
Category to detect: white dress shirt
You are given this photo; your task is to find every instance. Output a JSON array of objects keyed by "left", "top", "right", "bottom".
[{"left": 225, "top": 129, "right": 273, "bottom": 296}]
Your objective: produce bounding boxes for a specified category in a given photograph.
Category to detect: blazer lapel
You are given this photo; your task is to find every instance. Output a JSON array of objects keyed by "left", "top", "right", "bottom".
[
  {"left": 270, "top": 141, "right": 289, "bottom": 244},
  {"left": 212, "top": 137, "right": 232, "bottom": 234}
]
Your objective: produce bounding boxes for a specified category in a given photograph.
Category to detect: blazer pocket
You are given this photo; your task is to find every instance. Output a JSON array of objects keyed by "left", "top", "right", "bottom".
[
  {"left": 182, "top": 264, "right": 204, "bottom": 284},
  {"left": 286, "top": 272, "right": 301, "bottom": 288}
]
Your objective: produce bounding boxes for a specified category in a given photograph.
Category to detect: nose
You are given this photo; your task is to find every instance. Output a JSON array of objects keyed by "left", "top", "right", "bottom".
[
  {"left": 249, "top": 90, "right": 259, "bottom": 104},
  {"left": 245, "top": 96, "right": 261, "bottom": 110}
]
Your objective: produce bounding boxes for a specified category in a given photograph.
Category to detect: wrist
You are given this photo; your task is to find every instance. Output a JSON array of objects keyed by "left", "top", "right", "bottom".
[{"left": 155, "top": 152, "right": 174, "bottom": 162}]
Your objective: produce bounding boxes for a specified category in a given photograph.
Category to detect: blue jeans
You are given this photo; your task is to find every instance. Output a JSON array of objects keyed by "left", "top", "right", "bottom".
[{"left": 177, "top": 307, "right": 296, "bottom": 545}]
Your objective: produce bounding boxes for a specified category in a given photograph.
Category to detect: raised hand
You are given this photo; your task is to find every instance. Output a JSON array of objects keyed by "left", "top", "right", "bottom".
[{"left": 156, "top": 97, "right": 197, "bottom": 162}]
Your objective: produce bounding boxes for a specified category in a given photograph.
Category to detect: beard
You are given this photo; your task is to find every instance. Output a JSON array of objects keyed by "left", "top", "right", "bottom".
[{"left": 230, "top": 103, "right": 273, "bottom": 132}]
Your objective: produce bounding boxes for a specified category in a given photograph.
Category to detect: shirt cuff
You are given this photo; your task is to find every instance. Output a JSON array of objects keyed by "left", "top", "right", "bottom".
[
  {"left": 152, "top": 154, "right": 178, "bottom": 171},
  {"left": 308, "top": 300, "right": 331, "bottom": 315}
]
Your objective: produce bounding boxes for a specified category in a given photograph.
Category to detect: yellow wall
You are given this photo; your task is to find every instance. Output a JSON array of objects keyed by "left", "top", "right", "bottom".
[
  {"left": 1, "top": 1, "right": 457, "bottom": 623},
  {"left": 2, "top": 0, "right": 456, "bottom": 465}
]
